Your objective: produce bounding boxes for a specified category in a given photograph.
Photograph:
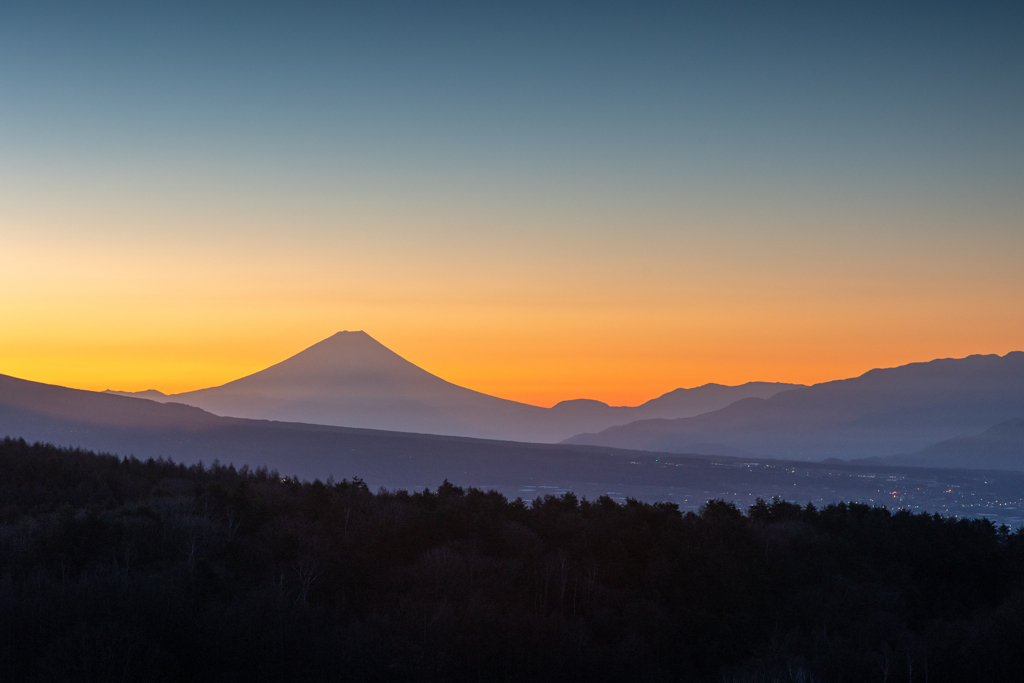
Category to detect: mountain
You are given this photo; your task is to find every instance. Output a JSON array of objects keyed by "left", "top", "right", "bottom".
[
  {"left": 107, "top": 331, "right": 799, "bottom": 442},
  {"left": 0, "top": 371, "right": 855, "bottom": 494},
  {"left": 116, "top": 331, "right": 547, "bottom": 440},
  {"left": 5, "top": 373, "right": 1023, "bottom": 516},
  {"left": 547, "top": 381, "right": 795, "bottom": 420},
  {"left": 107, "top": 389, "right": 168, "bottom": 400},
  {"left": 3, "top": 373, "right": 221, "bottom": 432},
  {"left": 564, "top": 352, "right": 1024, "bottom": 461},
  {"left": 5, "top": 371, "right": 672, "bottom": 488},
  {"left": 890, "top": 418, "right": 1024, "bottom": 470}
]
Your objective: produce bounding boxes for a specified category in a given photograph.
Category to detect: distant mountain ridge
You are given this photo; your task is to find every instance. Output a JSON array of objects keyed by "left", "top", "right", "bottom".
[
  {"left": 106, "top": 331, "right": 800, "bottom": 442},
  {"left": 890, "top": 418, "right": 1024, "bottom": 470},
  {"left": 109, "top": 389, "right": 168, "bottom": 400},
  {"left": 564, "top": 352, "right": 1024, "bottom": 464},
  {"left": 7, "top": 341, "right": 1024, "bottom": 471},
  {"left": 0, "top": 372, "right": 856, "bottom": 494}
]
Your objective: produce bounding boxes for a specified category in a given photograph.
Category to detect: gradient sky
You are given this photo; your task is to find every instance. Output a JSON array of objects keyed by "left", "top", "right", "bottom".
[{"left": 2, "top": 1, "right": 1022, "bottom": 406}]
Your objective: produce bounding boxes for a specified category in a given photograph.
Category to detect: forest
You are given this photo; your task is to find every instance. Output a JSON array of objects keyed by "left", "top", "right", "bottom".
[{"left": 0, "top": 437, "right": 1022, "bottom": 682}]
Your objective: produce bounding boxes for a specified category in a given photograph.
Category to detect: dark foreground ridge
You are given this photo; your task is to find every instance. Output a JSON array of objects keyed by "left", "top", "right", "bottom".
[{"left": 2, "top": 438, "right": 1024, "bottom": 683}]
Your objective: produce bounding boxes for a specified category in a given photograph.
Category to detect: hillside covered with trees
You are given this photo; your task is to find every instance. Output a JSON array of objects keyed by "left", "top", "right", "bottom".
[{"left": 1, "top": 437, "right": 1022, "bottom": 682}]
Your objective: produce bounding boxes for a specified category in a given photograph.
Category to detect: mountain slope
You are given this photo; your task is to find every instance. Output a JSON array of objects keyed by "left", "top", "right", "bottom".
[
  {"left": 159, "top": 331, "right": 547, "bottom": 440},
  {"left": 0, "top": 372, "right": 842, "bottom": 494},
  {"left": 5, "top": 371, "right": 670, "bottom": 486},
  {"left": 890, "top": 418, "right": 1024, "bottom": 470},
  {"left": 564, "top": 352, "right": 1024, "bottom": 460},
  {"left": 546, "top": 381, "right": 798, "bottom": 422},
  {"left": 108, "top": 331, "right": 800, "bottom": 442},
  {"left": 2, "top": 374, "right": 220, "bottom": 431}
]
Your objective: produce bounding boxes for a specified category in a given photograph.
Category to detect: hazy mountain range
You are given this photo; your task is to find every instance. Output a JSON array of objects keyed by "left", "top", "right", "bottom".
[
  {"left": 0, "top": 371, "right": 627, "bottom": 487},
  {"left": 0, "top": 371, "right": 889, "bottom": 493},
  {"left": 565, "top": 352, "right": 1024, "bottom": 462},
  {"left": 889, "top": 418, "right": 1024, "bottom": 471},
  {"left": 2, "top": 331, "right": 1022, "bottom": 472},
  {"left": 4, "top": 370, "right": 1024, "bottom": 526},
  {"left": 106, "top": 331, "right": 800, "bottom": 442}
]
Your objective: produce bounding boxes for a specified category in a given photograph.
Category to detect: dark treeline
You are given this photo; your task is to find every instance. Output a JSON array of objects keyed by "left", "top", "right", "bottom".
[{"left": 1, "top": 438, "right": 1023, "bottom": 682}]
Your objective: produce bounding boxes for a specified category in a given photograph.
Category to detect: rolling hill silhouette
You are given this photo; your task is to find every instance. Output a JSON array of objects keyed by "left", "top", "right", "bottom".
[
  {"left": 890, "top": 418, "right": 1024, "bottom": 470},
  {"left": 564, "top": 352, "right": 1024, "bottom": 463},
  {"left": 107, "top": 331, "right": 799, "bottom": 442}
]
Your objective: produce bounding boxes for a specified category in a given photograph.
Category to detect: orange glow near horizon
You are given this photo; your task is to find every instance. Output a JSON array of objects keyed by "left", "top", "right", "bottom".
[
  {"left": 3, "top": 209, "right": 1023, "bottom": 407},
  {"left": 4, "top": 323, "right": 1022, "bottom": 408}
]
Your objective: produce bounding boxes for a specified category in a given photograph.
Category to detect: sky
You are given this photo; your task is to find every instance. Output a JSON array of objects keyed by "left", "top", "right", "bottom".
[{"left": 1, "top": 0, "right": 1022, "bottom": 407}]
